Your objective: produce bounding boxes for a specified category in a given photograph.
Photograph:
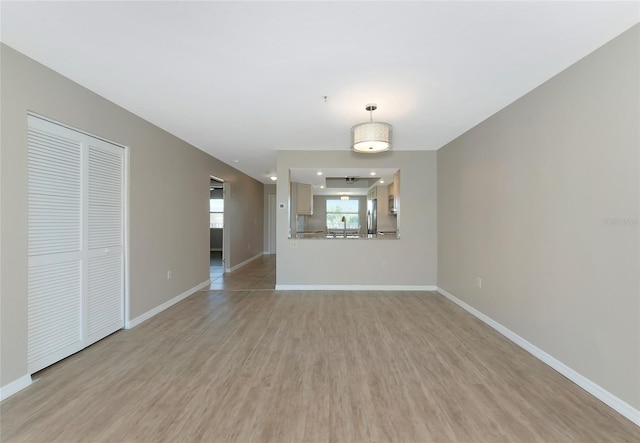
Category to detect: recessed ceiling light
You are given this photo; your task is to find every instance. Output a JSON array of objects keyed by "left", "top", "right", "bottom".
[
  {"left": 270, "top": 176, "right": 277, "bottom": 181},
  {"left": 370, "top": 172, "right": 376, "bottom": 176},
  {"left": 233, "top": 159, "right": 239, "bottom": 163},
  {"left": 320, "top": 185, "right": 325, "bottom": 189},
  {"left": 317, "top": 171, "right": 323, "bottom": 176},
  {"left": 380, "top": 180, "right": 385, "bottom": 184}
]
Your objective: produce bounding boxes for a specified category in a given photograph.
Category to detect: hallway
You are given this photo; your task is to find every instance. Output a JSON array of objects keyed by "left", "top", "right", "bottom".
[{"left": 209, "top": 252, "right": 276, "bottom": 291}]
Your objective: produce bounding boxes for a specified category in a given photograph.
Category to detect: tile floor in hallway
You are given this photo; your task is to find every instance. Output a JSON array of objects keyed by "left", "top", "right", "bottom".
[{"left": 209, "top": 251, "right": 276, "bottom": 291}]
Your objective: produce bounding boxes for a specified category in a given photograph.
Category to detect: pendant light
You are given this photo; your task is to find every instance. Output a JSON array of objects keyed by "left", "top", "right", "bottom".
[{"left": 351, "top": 104, "right": 392, "bottom": 153}]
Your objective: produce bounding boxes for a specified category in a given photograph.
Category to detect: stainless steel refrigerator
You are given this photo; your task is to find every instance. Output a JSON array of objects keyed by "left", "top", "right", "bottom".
[{"left": 367, "top": 199, "right": 377, "bottom": 234}]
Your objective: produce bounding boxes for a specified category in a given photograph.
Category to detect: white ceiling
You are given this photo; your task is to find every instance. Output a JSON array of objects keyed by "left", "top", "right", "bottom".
[{"left": 1, "top": 1, "right": 638, "bottom": 184}]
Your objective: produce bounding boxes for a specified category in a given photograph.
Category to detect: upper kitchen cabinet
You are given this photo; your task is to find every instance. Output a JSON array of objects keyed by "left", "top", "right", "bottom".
[
  {"left": 388, "top": 171, "right": 400, "bottom": 215},
  {"left": 296, "top": 182, "right": 313, "bottom": 215}
]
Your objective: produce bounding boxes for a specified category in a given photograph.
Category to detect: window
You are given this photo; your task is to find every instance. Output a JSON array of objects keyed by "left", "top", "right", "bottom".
[
  {"left": 326, "top": 199, "right": 359, "bottom": 230},
  {"left": 210, "top": 198, "right": 224, "bottom": 228}
]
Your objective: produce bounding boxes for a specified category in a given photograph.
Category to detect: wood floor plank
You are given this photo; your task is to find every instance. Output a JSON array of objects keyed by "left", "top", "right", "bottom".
[{"left": 2, "top": 256, "right": 638, "bottom": 442}]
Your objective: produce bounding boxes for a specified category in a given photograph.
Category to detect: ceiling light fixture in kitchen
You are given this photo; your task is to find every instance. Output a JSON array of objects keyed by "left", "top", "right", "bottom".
[{"left": 351, "top": 104, "right": 392, "bottom": 153}]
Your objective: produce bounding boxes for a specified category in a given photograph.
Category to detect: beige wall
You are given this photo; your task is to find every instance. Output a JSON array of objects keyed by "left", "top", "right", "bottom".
[
  {"left": 276, "top": 150, "right": 437, "bottom": 287},
  {"left": 437, "top": 25, "right": 639, "bottom": 409},
  {"left": 0, "top": 44, "right": 264, "bottom": 387}
]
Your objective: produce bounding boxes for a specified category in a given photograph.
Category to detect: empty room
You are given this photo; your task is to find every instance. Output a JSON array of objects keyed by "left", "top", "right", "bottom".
[{"left": 1, "top": 2, "right": 638, "bottom": 442}]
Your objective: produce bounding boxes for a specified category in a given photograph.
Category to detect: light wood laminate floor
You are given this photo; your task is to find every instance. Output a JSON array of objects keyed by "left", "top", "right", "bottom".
[{"left": 2, "top": 255, "right": 638, "bottom": 442}]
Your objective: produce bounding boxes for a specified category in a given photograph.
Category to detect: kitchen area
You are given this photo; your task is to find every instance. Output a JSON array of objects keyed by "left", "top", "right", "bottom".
[{"left": 289, "top": 168, "right": 400, "bottom": 240}]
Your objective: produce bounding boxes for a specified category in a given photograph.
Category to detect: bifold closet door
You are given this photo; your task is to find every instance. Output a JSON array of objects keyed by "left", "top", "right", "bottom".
[
  {"left": 27, "top": 116, "right": 124, "bottom": 374},
  {"left": 86, "top": 141, "right": 124, "bottom": 345},
  {"left": 27, "top": 118, "right": 84, "bottom": 373}
]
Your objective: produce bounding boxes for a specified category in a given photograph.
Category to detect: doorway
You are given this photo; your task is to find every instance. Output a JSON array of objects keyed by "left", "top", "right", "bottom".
[{"left": 209, "top": 177, "right": 225, "bottom": 282}]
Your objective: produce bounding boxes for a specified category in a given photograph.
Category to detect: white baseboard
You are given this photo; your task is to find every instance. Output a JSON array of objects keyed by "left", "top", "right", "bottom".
[
  {"left": 126, "top": 279, "right": 210, "bottom": 329},
  {"left": 0, "top": 375, "right": 32, "bottom": 401},
  {"left": 227, "top": 252, "right": 263, "bottom": 273},
  {"left": 275, "top": 285, "right": 437, "bottom": 291},
  {"left": 436, "top": 287, "right": 640, "bottom": 427}
]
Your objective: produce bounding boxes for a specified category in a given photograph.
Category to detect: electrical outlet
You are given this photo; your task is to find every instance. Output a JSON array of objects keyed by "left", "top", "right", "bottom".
[
  {"left": 167, "top": 270, "right": 172, "bottom": 280},
  {"left": 382, "top": 261, "right": 389, "bottom": 269},
  {"left": 476, "top": 277, "right": 482, "bottom": 288},
  {"left": 289, "top": 241, "right": 297, "bottom": 249}
]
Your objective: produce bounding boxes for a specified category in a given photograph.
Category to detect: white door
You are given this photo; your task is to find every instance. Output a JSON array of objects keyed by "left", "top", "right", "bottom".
[
  {"left": 27, "top": 115, "right": 125, "bottom": 373},
  {"left": 86, "top": 141, "right": 124, "bottom": 345}
]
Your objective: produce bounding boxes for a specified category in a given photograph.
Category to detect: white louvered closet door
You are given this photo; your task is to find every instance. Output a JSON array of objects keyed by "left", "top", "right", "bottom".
[
  {"left": 86, "top": 140, "right": 124, "bottom": 345},
  {"left": 27, "top": 115, "right": 125, "bottom": 374},
  {"left": 28, "top": 118, "right": 84, "bottom": 373}
]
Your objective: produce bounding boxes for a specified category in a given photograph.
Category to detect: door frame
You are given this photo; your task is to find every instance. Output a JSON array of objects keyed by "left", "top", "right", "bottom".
[
  {"left": 210, "top": 176, "right": 229, "bottom": 273},
  {"left": 268, "top": 194, "right": 277, "bottom": 254},
  {"left": 223, "top": 182, "right": 231, "bottom": 272}
]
